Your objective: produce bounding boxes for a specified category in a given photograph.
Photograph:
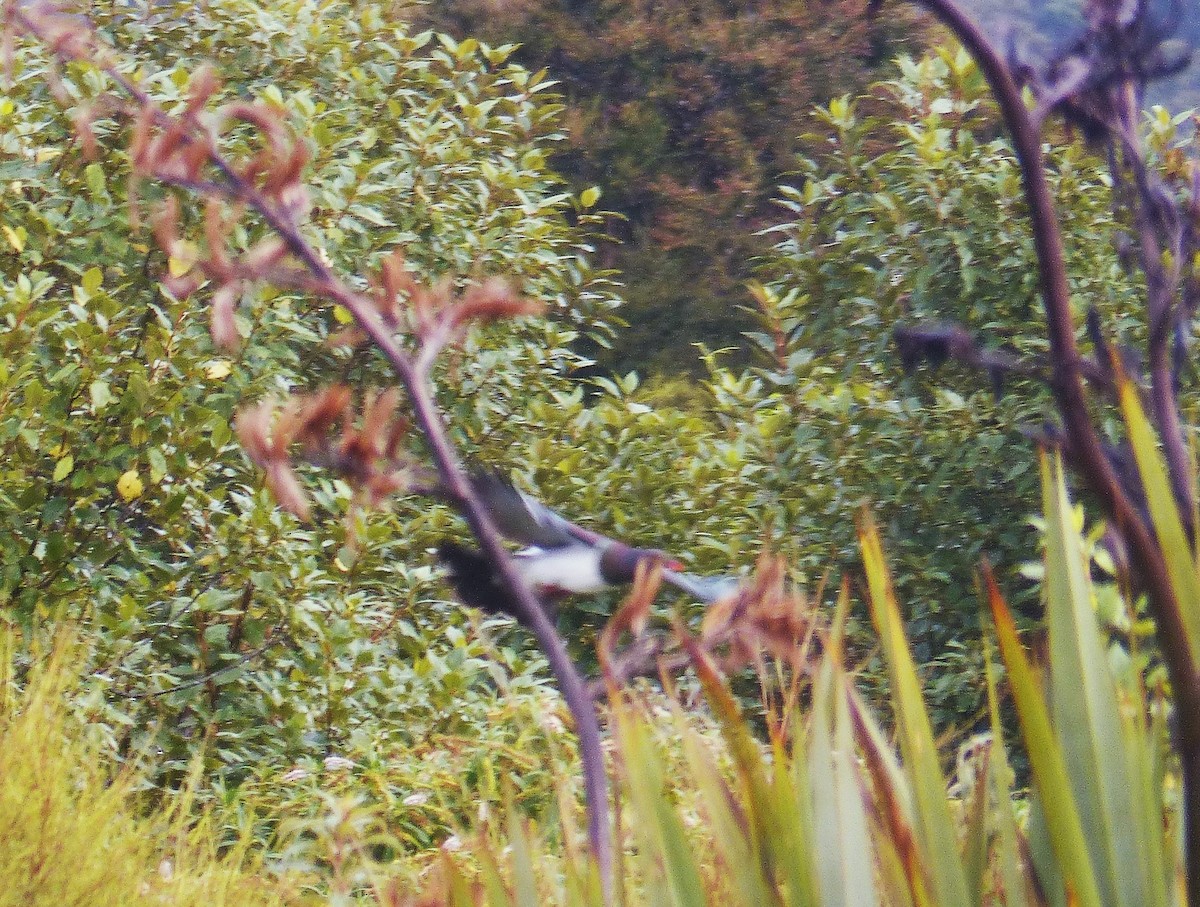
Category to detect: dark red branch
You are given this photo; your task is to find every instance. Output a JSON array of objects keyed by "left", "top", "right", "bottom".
[{"left": 912, "top": 0, "right": 1200, "bottom": 897}]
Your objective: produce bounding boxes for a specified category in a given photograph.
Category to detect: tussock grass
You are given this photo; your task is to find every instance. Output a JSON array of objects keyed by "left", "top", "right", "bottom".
[{"left": 0, "top": 640, "right": 287, "bottom": 907}]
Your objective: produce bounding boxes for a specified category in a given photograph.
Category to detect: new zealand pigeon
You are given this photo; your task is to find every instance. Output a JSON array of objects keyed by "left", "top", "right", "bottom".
[{"left": 438, "top": 473, "right": 738, "bottom": 621}]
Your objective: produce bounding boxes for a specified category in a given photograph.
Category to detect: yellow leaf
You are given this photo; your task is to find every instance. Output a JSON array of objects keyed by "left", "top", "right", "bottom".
[
  {"left": 53, "top": 455, "right": 74, "bottom": 481},
  {"left": 117, "top": 469, "right": 144, "bottom": 502},
  {"left": 332, "top": 304, "right": 354, "bottom": 325},
  {"left": 167, "top": 240, "right": 199, "bottom": 277},
  {"left": 81, "top": 267, "right": 103, "bottom": 294},
  {"left": 205, "top": 359, "right": 232, "bottom": 380},
  {"left": 2, "top": 225, "right": 24, "bottom": 252}
]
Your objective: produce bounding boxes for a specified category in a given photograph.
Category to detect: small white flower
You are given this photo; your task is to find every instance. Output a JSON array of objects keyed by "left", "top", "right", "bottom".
[
  {"left": 403, "top": 792, "right": 430, "bottom": 807},
  {"left": 282, "top": 767, "right": 310, "bottom": 783},
  {"left": 323, "top": 755, "right": 355, "bottom": 772},
  {"left": 540, "top": 713, "right": 567, "bottom": 735},
  {"left": 158, "top": 859, "right": 173, "bottom": 881},
  {"left": 441, "top": 834, "right": 464, "bottom": 853}
]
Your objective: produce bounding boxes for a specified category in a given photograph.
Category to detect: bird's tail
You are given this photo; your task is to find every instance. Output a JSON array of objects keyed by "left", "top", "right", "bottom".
[{"left": 436, "top": 542, "right": 521, "bottom": 620}]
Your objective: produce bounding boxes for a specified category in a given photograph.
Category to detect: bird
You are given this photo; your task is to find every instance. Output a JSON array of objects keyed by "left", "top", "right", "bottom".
[{"left": 437, "top": 473, "right": 739, "bottom": 622}]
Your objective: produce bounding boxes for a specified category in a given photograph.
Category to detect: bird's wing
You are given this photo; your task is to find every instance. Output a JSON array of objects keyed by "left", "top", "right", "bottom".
[
  {"left": 661, "top": 569, "right": 741, "bottom": 604},
  {"left": 471, "top": 472, "right": 610, "bottom": 549},
  {"left": 436, "top": 542, "right": 519, "bottom": 617}
]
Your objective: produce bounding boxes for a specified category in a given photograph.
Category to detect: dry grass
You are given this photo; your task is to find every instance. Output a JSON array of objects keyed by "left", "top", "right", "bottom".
[{"left": 0, "top": 639, "right": 288, "bottom": 907}]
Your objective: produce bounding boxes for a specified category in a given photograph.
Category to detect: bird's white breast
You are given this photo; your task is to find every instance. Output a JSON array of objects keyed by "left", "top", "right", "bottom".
[{"left": 515, "top": 546, "right": 606, "bottom": 594}]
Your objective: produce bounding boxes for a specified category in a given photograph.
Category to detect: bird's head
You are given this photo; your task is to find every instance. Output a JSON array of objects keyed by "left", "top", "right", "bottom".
[{"left": 600, "top": 543, "right": 684, "bottom": 583}]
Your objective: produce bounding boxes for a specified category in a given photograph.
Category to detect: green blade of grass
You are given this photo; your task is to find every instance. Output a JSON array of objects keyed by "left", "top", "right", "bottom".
[
  {"left": 477, "top": 838, "right": 517, "bottom": 907},
  {"left": 679, "top": 728, "right": 775, "bottom": 906},
  {"left": 984, "top": 568, "right": 1102, "bottom": 907},
  {"left": 507, "top": 804, "right": 540, "bottom": 907},
  {"left": 679, "top": 628, "right": 811, "bottom": 906},
  {"left": 982, "top": 638, "right": 1037, "bottom": 907},
  {"left": 847, "top": 687, "right": 934, "bottom": 907},
  {"left": 959, "top": 748, "right": 991, "bottom": 907},
  {"left": 445, "top": 854, "right": 477, "bottom": 907},
  {"left": 808, "top": 654, "right": 880, "bottom": 907},
  {"left": 860, "top": 516, "right": 970, "bottom": 907},
  {"left": 1040, "top": 451, "right": 1169, "bottom": 907},
  {"left": 613, "top": 697, "right": 709, "bottom": 907},
  {"left": 1118, "top": 370, "right": 1200, "bottom": 662},
  {"left": 872, "top": 832, "right": 918, "bottom": 907},
  {"left": 768, "top": 735, "right": 819, "bottom": 907}
]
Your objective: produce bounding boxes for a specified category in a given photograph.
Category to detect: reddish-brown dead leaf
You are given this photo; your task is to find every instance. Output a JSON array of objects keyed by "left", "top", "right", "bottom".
[
  {"left": 185, "top": 64, "right": 219, "bottom": 116},
  {"left": 152, "top": 195, "right": 181, "bottom": 259},
  {"left": 452, "top": 278, "right": 543, "bottom": 326},
  {"left": 209, "top": 282, "right": 241, "bottom": 350},
  {"left": 72, "top": 106, "right": 99, "bottom": 159},
  {"left": 265, "top": 460, "right": 311, "bottom": 521},
  {"left": 295, "top": 385, "right": 353, "bottom": 445},
  {"left": 241, "top": 236, "right": 289, "bottom": 275},
  {"left": 599, "top": 561, "right": 663, "bottom": 680},
  {"left": 203, "top": 198, "right": 233, "bottom": 278},
  {"left": 235, "top": 400, "right": 275, "bottom": 465}
]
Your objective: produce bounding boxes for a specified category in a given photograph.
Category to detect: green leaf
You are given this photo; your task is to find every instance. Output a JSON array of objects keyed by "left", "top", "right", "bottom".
[
  {"left": 983, "top": 640, "right": 1035, "bottom": 907},
  {"left": 89, "top": 379, "right": 114, "bottom": 410},
  {"left": 147, "top": 448, "right": 168, "bottom": 483},
  {"left": 985, "top": 567, "right": 1103, "bottom": 907},
  {"left": 860, "top": 515, "right": 970, "bottom": 907},
  {"left": 808, "top": 654, "right": 878, "bottom": 907},
  {"left": 53, "top": 455, "right": 74, "bottom": 482},
  {"left": 683, "top": 632, "right": 814, "bottom": 905},
  {"left": 1118, "top": 370, "right": 1200, "bottom": 662},
  {"left": 1041, "top": 450, "right": 1171, "bottom": 907},
  {"left": 614, "top": 698, "right": 707, "bottom": 907},
  {"left": 84, "top": 163, "right": 106, "bottom": 199},
  {"left": 81, "top": 267, "right": 103, "bottom": 294}
]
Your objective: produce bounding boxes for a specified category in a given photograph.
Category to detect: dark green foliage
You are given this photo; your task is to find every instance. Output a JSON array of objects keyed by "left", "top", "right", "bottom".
[
  {"left": 417, "top": 0, "right": 924, "bottom": 372},
  {"left": 5, "top": 0, "right": 1192, "bottom": 881}
]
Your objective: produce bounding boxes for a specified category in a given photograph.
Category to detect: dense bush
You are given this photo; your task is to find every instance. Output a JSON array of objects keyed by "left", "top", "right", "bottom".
[
  {"left": 421, "top": 451, "right": 1184, "bottom": 906},
  {"left": 4, "top": 0, "right": 1198, "bottom": 896},
  {"left": 0, "top": 0, "right": 617, "bottom": 838},
  {"left": 2, "top": 0, "right": 1180, "bottom": 786},
  {"left": 704, "top": 47, "right": 1200, "bottom": 711}
]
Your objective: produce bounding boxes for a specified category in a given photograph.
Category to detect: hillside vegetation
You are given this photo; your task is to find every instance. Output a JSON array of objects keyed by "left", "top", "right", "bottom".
[{"left": 417, "top": 0, "right": 925, "bottom": 372}]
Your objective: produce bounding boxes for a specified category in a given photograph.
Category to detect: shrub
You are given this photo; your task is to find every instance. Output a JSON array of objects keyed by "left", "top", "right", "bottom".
[{"left": 0, "top": 0, "right": 611, "bottom": 834}]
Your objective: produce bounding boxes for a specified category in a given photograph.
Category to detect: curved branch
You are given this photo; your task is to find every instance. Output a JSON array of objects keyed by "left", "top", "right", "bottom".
[{"left": 912, "top": 0, "right": 1200, "bottom": 897}]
